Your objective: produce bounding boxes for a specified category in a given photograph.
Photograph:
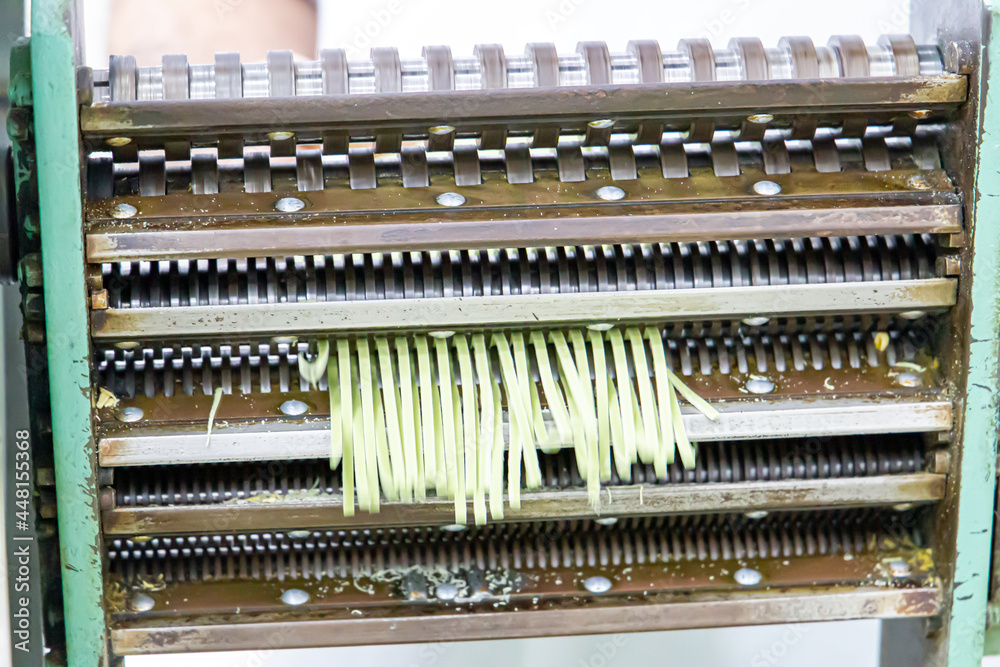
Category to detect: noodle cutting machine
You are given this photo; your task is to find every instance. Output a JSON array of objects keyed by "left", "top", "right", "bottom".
[{"left": 5, "top": 0, "right": 1000, "bottom": 664}]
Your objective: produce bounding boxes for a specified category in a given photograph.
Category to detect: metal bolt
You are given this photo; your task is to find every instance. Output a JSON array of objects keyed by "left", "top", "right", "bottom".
[
  {"left": 435, "top": 583, "right": 459, "bottom": 601},
  {"left": 595, "top": 186, "right": 626, "bottom": 201},
  {"left": 741, "top": 316, "right": 769, "bottom": 327},
  {"left": 106, "top": 136, "right": 132, "bottom": 147},
  {"left": 280, "top": 399, "right": 309, "bottom": 416},
  {"left": 752, "top": 180, "right": 781, "bottom": 196},
  {"left": 887, "top": 559, "right": 911, "bottom": 578},
  {"left": 441, "top": 523, "right": 466, "bottom": 532},
  {"left": 110, "top": 203, "right": 137, "bottom": 219},
  {"left": 734, "top": 568, "right": 762, "bottom": 586},
  {"left": 287, "top": 530, "right": 312, "bottom": 539},
  {"left": 116, "top": 406, "right": 144, "bottom": 423},
  {"left": 594, "top": 517, "right": 618, "bottom": 526},
  {"left": 131, "top": 592, "right": 155, "bottom": 612},
  {"left": 274, "top": 197, "right": 306, "bottom": 213},
  {"left": 895, "top": 372, "right": 922, "bottom": 388},
  {"left": 583, "top": 576, "right": 613, "bottom": 593},
  {"left": 586, "top": 323, "right": 614, "bottom": 332},
  {"left": 745, "top": 378, "right": 775, "bottom": 395},
  {"left": 429, "top": 125, "right": 456, "bottom": 136},
  {"left": 907, "top": 175, "right": 931, "bottom": 190},
  {"left": 747, "top": 113, "right": 773, "bottom": 124},
  {"left": 429, "top": 331, "right": 456, "bottom": 339},
  {"left": 588, "top": 119, "right": 615, "bottom": 129},
  {"left": 268, "top": 131, "right": 295, "bottom": 141},
  {"left": 899, "top": 310, "right": 926, "bottom": 320},
  {"left": 436, "top": 192, "right": 466, "bottom": 207},
  {"left": 281, "top": 589, "right": 310, "bottom": 606},
  {"left": 745, "top": 510, "right": 768, "bottom": 520}
]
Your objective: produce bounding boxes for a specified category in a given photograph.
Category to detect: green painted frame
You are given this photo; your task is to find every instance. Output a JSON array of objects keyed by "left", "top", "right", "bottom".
[{"left": 29, "top": 1, "right": 108, "bottom": 665}]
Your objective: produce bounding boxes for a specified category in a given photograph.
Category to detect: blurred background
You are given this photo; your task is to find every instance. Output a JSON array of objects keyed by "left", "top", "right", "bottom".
[{"left": 3, "top": 0, "right": 991, "bottom": 665}]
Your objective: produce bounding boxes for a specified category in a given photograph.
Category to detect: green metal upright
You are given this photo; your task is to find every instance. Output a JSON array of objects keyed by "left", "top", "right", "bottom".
[
  {"left": 947, "top": 3, "right": 1000, "bottom": 664},
  {"left": 29, "top": 1, "right": 108, "bottom": 665}
]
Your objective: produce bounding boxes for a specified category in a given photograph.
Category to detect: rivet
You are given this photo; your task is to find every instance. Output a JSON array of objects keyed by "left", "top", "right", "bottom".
[
  {"left": 595, "top": 186, "right": 626, "bottom": 201},
  {"left": 895, "top": 372, "right": 922, "bottom": 388},
  {"left": 287, "top": 530, "right": 312, "bottom": 539},
  {"left": 441, "top": 523, "right": 466, "bottom": 532},
  {"left": 274, "top": 197, "right": 306, "bottom": 213},
  {"left": 116, "top": 406, "right": 144, "bottom": 423},
  {"left": 131, "top": 592, "right": 155, "bottom": 612},
  {"left": 588, "top": 119, "right": 615, "bottom": 129},
  {"left": 429, "top": 331, "right": 456, "bottom": 339},
  {"left": 435, "top": 583, "right": 459, "bottom": 601},
  {"left": 436, "top": 192, "right": 466, "bottom": 207},
  {"left": 110, "top": 203, "right": 137, "bottom": 219},
  {"left": 106, "top": 136, "right": 132, "bottom": 147},
  {"left": 745, "top": 510, "right": 768, "bottom": 520},
  {"left": 734, "top": 568, "right": 762, "bottom": 586},
  {"left": 899, "top": 310, "right": 926, "bottom": 320},
  {"left": 908, "top": 109, "right": 932, "bottom": 120},
  {"left": 583, "top": 576, "right": 613, "bottom": 593},
  {"left": 907, "top": 175, "right": 931, "bottom": 190},
  {"left": 271, "top": 336, "right": 298, "bottom": 346},
  {"left": 745, "top": 378, "right": 775, "bottom": 395},
  {"left": 268, "top": 131, "right": 295, "bottom": 141},
  {"left": 280, "top": 399, "right": 309, "bottom": 416},
  {"left": 888, "top": 559, "right": 911, "bottom": 578},
  {"left": 747, "top": 113, "right": 773, "bottom": 124},
  {"left": 281, "top": 589, "right": 310, "bottom": 606},
  {"left": 429, "top": 125, "right": 456, "bottom": 135},
  {"left": 741, "top": 316, "right": 769, "bottom": 327},
  {"left": 586, "top": 323, "right": 614, "bottom": 332},
  {"left": 753, "top": 180, "right": 782, "bottom": 196},
  {"left": 594, "top": 517, "right": 618, "bottom": 526},
  {"left": 892, "top": 503, "right": 915, "bottom": 512},
  {"left": 114, "top": 341, "right": 141, "bottom": 350}
]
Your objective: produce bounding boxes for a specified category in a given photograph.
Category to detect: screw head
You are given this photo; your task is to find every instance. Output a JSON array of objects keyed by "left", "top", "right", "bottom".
[
  {"left": 583, "top": 576, "right": 613, "bottom": 593},
  {"left": 436, "top": 192, "right": 466, "bottom": 207},
  {"left": 741, "top": 316, "right": 770, "bottom": 327},
  {"left": 130, "top": 592, "right": 155, "bottom": 612},
  {"left": 116, "top": 406, "right": 144, "bottom": 423},
  {"left": 110, "top": 203, "right": 138, "bottom": 219},
  {"left": 887, "top": 559, "right": 911, "bottom": 578},
  {"left": 753, "top": 180, "right": 782, "bottom": 196},
  {"left": 280, "top": 399, "right": 309, "bottom": 416},
  {"left": 745, "top": 378, "right": 775, "bottom": 395},
  {"left": 734, "top": 568, "right": 762, "bottom": 586},
  {"left": 595, "top": 186, "right": 626, "bottom": 201},
  {"left": 281, "top": 588, "right": 310, "bottom": 606},
  {"left": 435, "top": 583, "right": 459, "bottom": 601},
  {"left": 907, "top": 175, "right": 931, "bottom": 190},
  {"left": 747, "top": 113, "right": 773, "bottom": 124},
  {"left": 895, "top": 372, "right": 922, "bottom": 388},
  {"left": 275, "top": 197, "right": 306, "bottom": 212}
]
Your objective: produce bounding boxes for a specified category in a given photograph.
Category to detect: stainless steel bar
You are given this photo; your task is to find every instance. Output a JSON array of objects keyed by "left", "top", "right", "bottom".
[
  {"left": 89, "top": 279, "right": 958, "bottom": 340},
  {"left": 101, "top": 473, "right": 946, "bottom": 535},
  {"left": 97, "top": 397, "right": 953, "bottom": 466}
]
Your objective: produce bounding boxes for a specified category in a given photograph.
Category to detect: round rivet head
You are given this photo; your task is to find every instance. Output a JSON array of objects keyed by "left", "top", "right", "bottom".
[
  {"left": 586, "top": 323, "right": 614, "bottom": 332},
  {"left": 287, "top": 530, "right": 312, "bottom": 539},
  {"left": 268, "top": 131, "right": 295, "bottom": 141},
  {"left": 110, "top": 203, "right": 138, "bottom": 219},
  {"left": 429, "top": 125, "right": 456, "bottom": 136},
  {"left": 745, "top": 510, "right": 768, "bottom": 520},
  {"left": 116, "top": 406, "right": 144, "bottom": 423},
  {"left": 899, "top": 310, "right": 926, "bottom": 320},
  {"left": 441, "top": 523, "right": 466, "bottom": 532},
  {"left": 281, "top": 589, "right": 310, "bottom": 606},
  {"left": 907, "top": 175, "right": 931, "bottom": 190},
  {"left": 595, "top": 186, "right": 626, "bottom": 201},
  {"left": 588, "top": 119, "right": 615, "bottom": 129},
  {"left": 275, "top": 197, "right": 306, "bottom": 212},
  {"left": 753, "top": 180, "right": 782, "bottom": 196},
  {"left": 271, "top": 336, "right": 298, "bottom": 346},
  {"left": 734, "top": 568, "right": 762, "bottom": 586},
  {"left": 892, "top": 503, "right": 915, "bottom": 512},
  {"left": 895, "top": 372, "right": 922, "bottom": 388},
  {"left": 745, "top": 378, "right": 775, "bottom": 395},
  {"left": 436, "top": 192, "right": 466, "bottom": 207},
  {"left": 747, "top": 113, "right": 774, "bottom": 124},
  {"left": 114, "top": 341, "right": 141, "bottom": 350},
  {"left": 429, "top": 331, "right": 456, "bottom": 339},
  {"left": 131, "top": 592, "right": 155, "bottom": 612},
  {"left": 107, "top": 136, "right": 132, "bottom": 147},
  {"left": 594, "top": 517, "right": 618, "bottom": 526},
  {"left": 280, "top": 399, "right": 309, "bottom": 416},
  {"left": 908, "top": 109, "right": 932, "bottom": 120},
  {"left": 435, "top": 583, "right": 459, "bottom": 601},
  {"left": 741, "top": 316, "right": 770, "bottom": 327},
  {"left": 887, "top": 559, "right": 911, "bottom": 578},
  {"left": 583, "top": 576, "right": 613, "bottom": 593}
]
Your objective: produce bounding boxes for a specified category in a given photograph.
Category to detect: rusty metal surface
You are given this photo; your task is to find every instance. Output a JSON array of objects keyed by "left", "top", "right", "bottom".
[
  {"left": 79, "top": 76, "right": 968, "bottom": 148},
  {"left": 109, "top": 585, "right": 942, "bottom": 655},
  {"left": 101, "top": 473, "right": 945, "bottom": 536}
]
